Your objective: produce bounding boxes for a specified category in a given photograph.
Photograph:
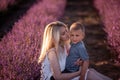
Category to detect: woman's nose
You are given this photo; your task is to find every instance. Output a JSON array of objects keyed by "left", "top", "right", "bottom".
[{"left": 66, "top": 33, "right": 69, "bottom": 38}]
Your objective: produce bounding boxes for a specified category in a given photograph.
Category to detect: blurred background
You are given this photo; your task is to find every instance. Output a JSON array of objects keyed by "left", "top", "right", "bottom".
[{"left": 0, "top": 0, "right": 120, "bottom": 80}]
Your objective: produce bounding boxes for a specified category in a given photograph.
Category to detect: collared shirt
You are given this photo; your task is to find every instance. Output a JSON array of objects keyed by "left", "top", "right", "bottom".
[{"left": 65, "top": 41, "right": 89, "bottom": 72}]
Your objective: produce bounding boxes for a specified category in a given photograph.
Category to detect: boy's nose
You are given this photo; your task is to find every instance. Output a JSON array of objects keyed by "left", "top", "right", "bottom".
[
  {"left": 73, "top": 38, "right": 76, "bottom": 41},
  {"left": 73, "top": 36, "right": 76, "bottom": 39}
]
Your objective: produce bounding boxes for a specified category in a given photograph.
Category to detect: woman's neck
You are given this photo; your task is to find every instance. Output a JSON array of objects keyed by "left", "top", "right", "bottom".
[{"left": 58, "top": 45, "right": 64, "bottom": 53}]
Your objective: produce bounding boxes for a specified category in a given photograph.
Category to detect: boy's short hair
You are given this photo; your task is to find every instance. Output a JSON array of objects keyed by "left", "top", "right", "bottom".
[{"left": 70, "top": 22, "right": 85, "bottom": 32}]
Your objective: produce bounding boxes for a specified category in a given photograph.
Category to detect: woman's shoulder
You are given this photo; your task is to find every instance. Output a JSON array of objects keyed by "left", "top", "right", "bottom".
[{"left": 47, "top": 48, "right": 57, "bottom": 59}]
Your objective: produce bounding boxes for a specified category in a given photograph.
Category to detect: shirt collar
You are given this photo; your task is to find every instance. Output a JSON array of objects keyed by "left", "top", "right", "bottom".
[{"left": 71, "top": 41, "right": 82, "bottom": 46}]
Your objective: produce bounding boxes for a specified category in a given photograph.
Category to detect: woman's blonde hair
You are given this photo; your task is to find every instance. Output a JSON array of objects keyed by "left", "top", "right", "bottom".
[{"left": 38, "top": 21, "right": 68, "bottom": 63}]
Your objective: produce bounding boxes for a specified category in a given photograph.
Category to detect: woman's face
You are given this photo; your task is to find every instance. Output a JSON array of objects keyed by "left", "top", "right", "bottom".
[{"left": 60, "top": 26, "right": 70, "bottom": 42}]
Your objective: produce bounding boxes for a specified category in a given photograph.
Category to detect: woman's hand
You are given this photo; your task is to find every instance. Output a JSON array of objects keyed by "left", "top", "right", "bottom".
[{"left": 74, "top": 58, "right": 83, "bottom": 66}]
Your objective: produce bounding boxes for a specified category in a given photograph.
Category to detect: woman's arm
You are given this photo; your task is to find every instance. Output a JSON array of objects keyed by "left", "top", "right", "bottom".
[{"left": 48, "top": 50, "right": 80, "bottom": 80}]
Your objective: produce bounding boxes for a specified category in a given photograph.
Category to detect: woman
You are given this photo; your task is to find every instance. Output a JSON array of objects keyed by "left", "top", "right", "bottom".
[{"left": 38, "top": 21, "right": 81, "bottom": 80}]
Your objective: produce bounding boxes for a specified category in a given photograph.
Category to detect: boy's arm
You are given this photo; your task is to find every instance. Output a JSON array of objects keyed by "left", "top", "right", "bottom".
[{"left": 79, "top": 60, "right": 89, "bottom": 80}]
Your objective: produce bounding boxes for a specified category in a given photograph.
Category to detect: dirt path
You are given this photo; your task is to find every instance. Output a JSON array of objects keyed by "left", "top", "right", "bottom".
[{"left": 60, "top": 0, "right": 120, "bottom": 80}]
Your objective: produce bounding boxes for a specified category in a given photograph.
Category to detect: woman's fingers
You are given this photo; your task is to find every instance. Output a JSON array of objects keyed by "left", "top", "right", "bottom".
[{"left": 74, "top": 58, "right": 83, "bottom": 66}]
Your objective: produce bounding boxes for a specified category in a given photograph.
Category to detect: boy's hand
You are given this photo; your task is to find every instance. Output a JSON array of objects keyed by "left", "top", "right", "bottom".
[{"left": 74, "top": 58, "right": 83, "bottom": 66}]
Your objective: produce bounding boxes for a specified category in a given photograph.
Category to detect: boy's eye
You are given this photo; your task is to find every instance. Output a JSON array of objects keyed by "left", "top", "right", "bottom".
[
  {"left": 70, "top": 34, "right": 74, "bottom": 36},
  {"left": 76, "top": 35, "right": 79, "bottom": 37}
]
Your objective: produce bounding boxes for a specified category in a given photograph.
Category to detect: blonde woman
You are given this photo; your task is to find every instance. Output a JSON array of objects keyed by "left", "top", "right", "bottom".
[{"left": 38, "top": 21, "right": 81, "bottom": 80}]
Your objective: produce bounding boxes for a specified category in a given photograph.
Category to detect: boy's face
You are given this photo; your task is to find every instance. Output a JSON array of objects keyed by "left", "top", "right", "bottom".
[{"left": 70, "top": 29, "right": 84, "bottom": 44}]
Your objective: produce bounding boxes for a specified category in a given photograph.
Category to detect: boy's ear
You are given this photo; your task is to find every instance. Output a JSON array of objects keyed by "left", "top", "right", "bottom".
[
  {"left": 82, "top": 32, "right": 85, "bottom": 36},
  {"left": 82, "top": 32, "right": 85, "bottom": 39}
]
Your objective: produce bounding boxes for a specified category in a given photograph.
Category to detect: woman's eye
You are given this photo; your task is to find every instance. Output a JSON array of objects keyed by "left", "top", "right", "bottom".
[
  {"left": 61, "top": 31, "right": 66, "bottom": 35},
  {"left": 62, "top": 33, "right": 65, "bottom": 35}
]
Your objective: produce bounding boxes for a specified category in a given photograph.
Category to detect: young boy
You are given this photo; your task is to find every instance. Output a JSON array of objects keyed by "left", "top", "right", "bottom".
[{"left": 65, "top": 22, "right": 89, "bottom": 80}]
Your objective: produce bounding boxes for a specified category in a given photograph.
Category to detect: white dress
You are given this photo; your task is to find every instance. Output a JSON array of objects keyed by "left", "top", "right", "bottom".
[
  {"left": 40, "top": 48, "right": 67, "bottom": 80},
  {"left": 40, "top": 48, "right": 89, "bottom": 80}
]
